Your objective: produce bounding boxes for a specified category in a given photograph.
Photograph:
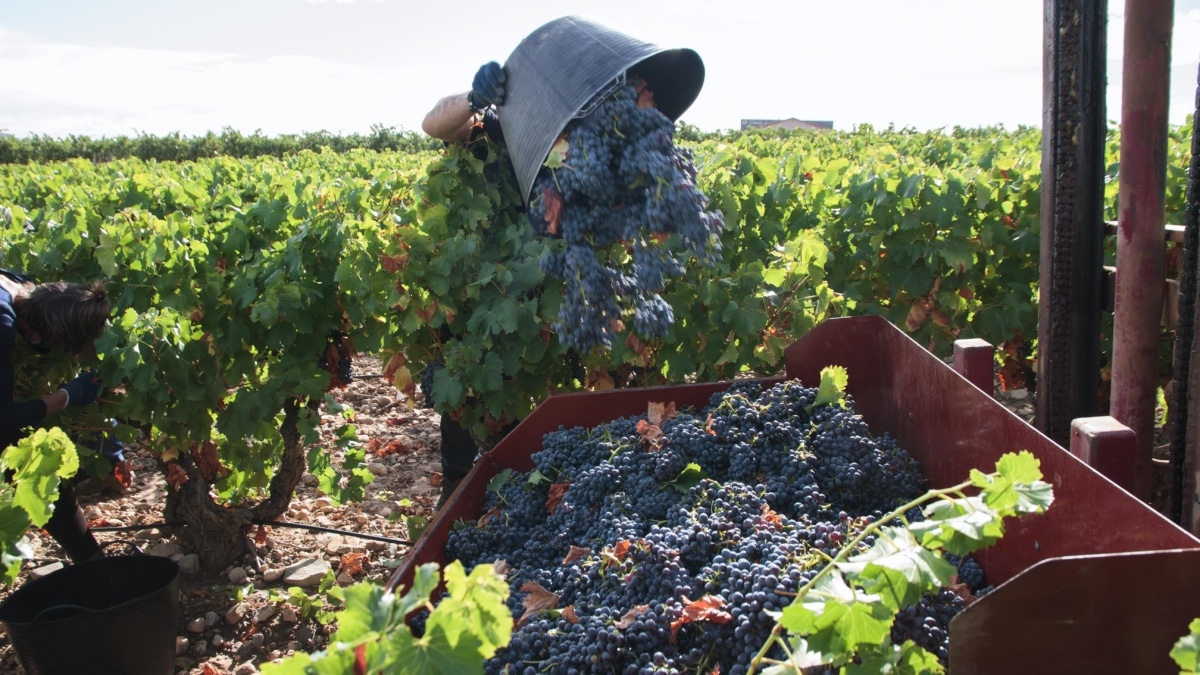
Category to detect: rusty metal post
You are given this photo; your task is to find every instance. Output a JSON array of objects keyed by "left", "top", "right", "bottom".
[
  {"left": 1110, "top": 0, "right": 1174, "bottom": 501},
  {"left": 1170, "top": 65, "right": 1200, "bottom": 527},
  {"left": 954, "top": 338, "right": 996, "bottom": 395},
  {"left": 1071, "top": 416, "right": 1138, "bottom": 493},
  {"left": 1035, "top": 0, "right": 1109, "bottom": 447}
]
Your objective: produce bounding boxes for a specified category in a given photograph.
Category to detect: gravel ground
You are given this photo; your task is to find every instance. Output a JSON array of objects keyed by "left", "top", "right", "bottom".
[{"left": 0, "top": 355, "right": 445, "bottom": 674}]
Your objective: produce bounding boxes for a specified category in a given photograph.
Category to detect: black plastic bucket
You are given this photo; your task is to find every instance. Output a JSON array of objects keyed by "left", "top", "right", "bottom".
[{"left": 0, "top": 555, "right": 180, "bottom": 675}]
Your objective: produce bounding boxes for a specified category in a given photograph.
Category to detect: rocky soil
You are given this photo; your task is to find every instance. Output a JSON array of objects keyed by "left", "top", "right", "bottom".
[{"left": 0, "top": 355, "right": 1049, "bottom": 674}]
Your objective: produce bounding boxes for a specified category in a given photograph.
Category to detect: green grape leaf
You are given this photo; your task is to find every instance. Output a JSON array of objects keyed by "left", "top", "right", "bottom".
[
  {"left": 909, "top": 496, "right": 1004, "bottom": 555},
  {"left": 396, "top": 562, "right": 441, "bottom": 618},
  {"left": 1171, "top": 618, "right": 1200, "bottom": 672},
  {"left": 544, "top": 138, "right": 569, "bottom": 169},
  {"left": 838, "top": 526, "right": 957, "bottom": 611},
  {"left": 894, "top": 640, "right": 947, "bottom": 674},
  {"left": 434, "top": 561, "right": 512, "bottom": 656},
  {"left": 331, "top": 582, "right": 395, "bottom": 642},
  {"left": 488, "top": 469, "right": 516, "bottom": 497},
  {"left": 782, "top": 571, "right": 893, "bottom": 655},
  {"left": 971, "top": 450, "right": 1054, "bottom": 515},
  {"left": 813, "top": 366, "right": 849, "bottom": 409},
  {"left": 0, "top": 497, "right": 33, "bottom": 585},
  {"left": 3, "top": 428, "right": 79, "bottom": 527},
  {"left": 668, "top": 463, "right": 707, "bottom": 494},
  {"left": 376, "top": 562, "right": 509, "bottom": 674},
  {"left": 387, "top": 624, "right": 485, "bottom": 675},
  {"left": 763, "top": 636, "right": 830, "bottom": 674}
]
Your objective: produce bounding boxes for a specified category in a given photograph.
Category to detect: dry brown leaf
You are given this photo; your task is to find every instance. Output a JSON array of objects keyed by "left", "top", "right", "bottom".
[
  {"left": 193, "top": 440, "right": 227, "bottom": 482},
  {"left": 112, "top": 459, "right": 132, "bottom": 488},
  {"left": 616, "top": 604, "right": 650, "bottom": 629},
  {"left": 905, "top": 298, "right": 932, "bottom": 332},
  {"left": 543, "top": 187, "right": 563, "bottom": 236},
  {"left": 354, "top": 643, "right": 368, "bottom": 675},
  {"left": 561, "top": 605, "right": 580, "bottom": 624},
  {"left": 546, "top": 483, "right": 569, "bottom": 514},
  {"left": 647, "top": 401, "right": 678, "bottom": 426},
  {"left": 383, "top": 352, "right": 406, "bottom": 380},
  {"left": 563, "top": 545, "right": 592, "bottom": 565},
  {"left": 670, "top": 595, "right": 733, "bottom": 643},
  {"left": 416, "top": 300, "right": 439, "bottom": 323},
  {"left": 589, "top": 368, "right": 616, "bottom": 391},
  {"left": 340, "top": 551, "right": 367, "bottom": 577},
  {"left": 379, "top": 253, "right": 408, "bottom": 274},
  {"left": 492, "top": 560, "right": 511, "bottom": 577},
  {"left": 166, "top": 462, "right": 189, "bottom": 490},
  {"left": 636, "top": 419, "right": 664, "bottom": 448},
  {"left": 517, "top": 581, "right": 560, "bottom": 627},
  {"left": 254, "top": 525, "right": 271, "bottom": 545},
  {"left": 634, "top": 79, "right": 657, "bottom": 109},
  {"left": 947, "top": 580, "right": 976, "bottom": 607},
  {"left": 429, "top": 471, "right": 443, "bottom": 487},
  {"left": 602, "top": 540, "right": 631, "bottom": 568},
  {"left": 479, "top": 504, "right": 502, "bottom": 527},
  {"left": 760, "top": 503, "right": 784, "bottom": 531}
]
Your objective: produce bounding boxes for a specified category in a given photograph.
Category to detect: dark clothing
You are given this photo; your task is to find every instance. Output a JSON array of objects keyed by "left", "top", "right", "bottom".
[
  {"left": 439, "top": 414, "right": 479, "bottom": 488},
  {"left": 0, "top": 275, "right": 49, "bottom": 448},
  {"left": 480, "top": 108, "right": 505, "bottom": 145},
  {"left": 0, "top": 271, "right": 100, "bottom": 561},
  {"left": 434, "top": 110, "right": 515, "bottom": 506}
]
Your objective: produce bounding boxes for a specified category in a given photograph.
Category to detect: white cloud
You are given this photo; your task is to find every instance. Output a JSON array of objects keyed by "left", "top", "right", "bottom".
[{"left": 0, "top": 27, "right": 424, "bottom": 138}]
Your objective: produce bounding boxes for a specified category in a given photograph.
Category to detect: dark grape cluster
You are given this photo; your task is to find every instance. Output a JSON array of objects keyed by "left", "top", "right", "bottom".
[
  {"left": 317, "top": 329, "right": 354, "bottom": 390},
  {"left": 418, "top": 353, "right": 444, "bottom": 409},
  {"left": 440, "top": 378, "right": 977, "bottom": 672},
  {"left": 528, "top": 76, "right": 725, "bottom": 352},
  {"left": 944, "top": 552, "right": 988, "bottom": 593},
  {"left": 890, "top": 589, "right": 966, "bottom": 664}
]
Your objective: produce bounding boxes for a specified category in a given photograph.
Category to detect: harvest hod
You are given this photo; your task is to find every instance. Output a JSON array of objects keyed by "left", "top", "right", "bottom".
[{"left": 391, "top": 315, "right": 1200, "bottom": 675}]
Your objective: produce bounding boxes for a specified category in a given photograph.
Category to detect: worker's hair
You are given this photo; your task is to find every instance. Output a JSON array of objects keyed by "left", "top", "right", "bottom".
[{"left": 22, "top": 280, "right": 111, "bottom": 354}]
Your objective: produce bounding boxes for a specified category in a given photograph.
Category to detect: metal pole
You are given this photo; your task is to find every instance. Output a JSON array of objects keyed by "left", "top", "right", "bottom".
[
  {"left": 1035, "top": 0, "right": 1108, "bottom": 446},
  {"left": 1110, "top": 0, "right": 1174, "bottom": 501},
  {"left": 1174, "top": 65, "right": 1200, "bottom": 529}
]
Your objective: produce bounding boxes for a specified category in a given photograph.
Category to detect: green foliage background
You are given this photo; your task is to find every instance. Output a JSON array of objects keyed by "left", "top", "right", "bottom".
[{"left": 0, "top": 120, "right": 1190, "bottom": 498}]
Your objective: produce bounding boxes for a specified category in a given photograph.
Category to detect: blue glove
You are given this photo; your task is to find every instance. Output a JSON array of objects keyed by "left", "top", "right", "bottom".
[
  {"left": 468, "top": 61, "right": 506, "bottom": 110},
  {"left": 60, "top": 369, "right": 102, "bottom": 407}
]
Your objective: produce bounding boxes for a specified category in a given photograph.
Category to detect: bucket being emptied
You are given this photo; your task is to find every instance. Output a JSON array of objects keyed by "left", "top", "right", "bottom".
[
  {"left": 0, "top": 555, "right": 181, "bottom": 675},
  {"left": 497, "top": 15, "right": 706, "bottom": 205}
]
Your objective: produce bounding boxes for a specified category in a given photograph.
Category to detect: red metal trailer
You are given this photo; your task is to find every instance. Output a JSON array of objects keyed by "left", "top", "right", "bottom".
[{"left": 390, "top": 315, "right": 1200, "bottom": 674}]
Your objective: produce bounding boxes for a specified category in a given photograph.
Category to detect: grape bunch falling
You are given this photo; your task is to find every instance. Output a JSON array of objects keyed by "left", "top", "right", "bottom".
[{"left": 528, "top": 76, "right": 725, "bottom": 353}]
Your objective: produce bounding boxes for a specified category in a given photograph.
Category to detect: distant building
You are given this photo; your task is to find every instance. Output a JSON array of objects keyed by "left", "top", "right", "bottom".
[{"left": 740, "top": 118, "right": 834, "bottom": 131}]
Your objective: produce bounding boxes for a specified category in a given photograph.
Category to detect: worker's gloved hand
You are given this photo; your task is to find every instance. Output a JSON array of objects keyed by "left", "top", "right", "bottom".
[
  {"left": 60, "top": 369, "right": 102, "bottom": 407},
  {"left": 468, "top": 61, "right": 506, "bottom": 110}
]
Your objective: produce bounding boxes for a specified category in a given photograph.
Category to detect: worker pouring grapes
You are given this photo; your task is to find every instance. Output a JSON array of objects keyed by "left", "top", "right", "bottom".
[{"left": 418, "top": 16, "right": 712, "bottom": 508}]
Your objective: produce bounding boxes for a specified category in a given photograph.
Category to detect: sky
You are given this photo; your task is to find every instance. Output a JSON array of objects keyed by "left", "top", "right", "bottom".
[{"left": 1, "top": 0, "right": 1199, "bottom": 139}]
